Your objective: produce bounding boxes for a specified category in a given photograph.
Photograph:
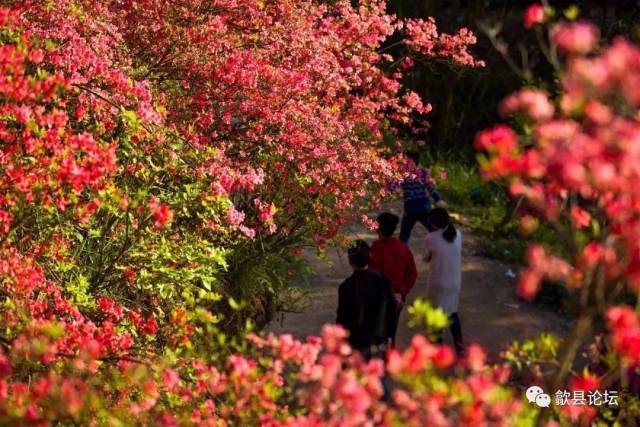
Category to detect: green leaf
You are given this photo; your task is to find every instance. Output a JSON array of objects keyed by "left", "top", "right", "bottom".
[
  {"left": 41, "top": 322, "right": 64, "bottom": 339},
  {"left": 120, "top": 108, "right": 139, "bottom": 127},
  {"left": 89, "top": 228, "right": 102, "bottom": 238},
  {"left": 228, "top": 297, "right": 241, "bottom": 310},
  {"left": 564, "top": 5, "right": 579, "bottom": 21},
  {"left": 407, "top": 299, "right": 449, "bottom": 336}
]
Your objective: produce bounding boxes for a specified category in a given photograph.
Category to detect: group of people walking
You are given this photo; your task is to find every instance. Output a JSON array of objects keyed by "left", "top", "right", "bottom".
[{"left": 336, "top": 152, "right": 464, "bottom": 361}]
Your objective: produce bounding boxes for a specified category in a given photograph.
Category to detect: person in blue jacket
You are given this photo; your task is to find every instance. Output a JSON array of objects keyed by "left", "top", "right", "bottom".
[{"left": 392, "top": 151, "right": 444, "bottom": 244}]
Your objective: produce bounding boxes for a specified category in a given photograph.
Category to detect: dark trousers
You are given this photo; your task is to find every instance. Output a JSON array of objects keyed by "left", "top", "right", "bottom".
[
  {"left": 399, "top": 211, "right": 435, "bottom": 243},
  {"left": 390, "top": 299, "right": 405, "bottom": 347},
  {"left": 436, "top": 312, "right": 464, "bottom": 355}
]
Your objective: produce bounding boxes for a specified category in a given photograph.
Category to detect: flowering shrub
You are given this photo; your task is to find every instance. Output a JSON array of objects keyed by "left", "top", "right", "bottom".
[
  {"left": 9, "top": 0, "right": 640, "bottom": 424},
  {"left": 0, "top": 316, "right": 530, "bottom": 425},
  {"left": 0, "top": 0, "right": 483, "bottom": 336},
  {"left": 0, "top": 1, "right": 515, "bottom": 425},
  {"left": 477, "top": 10, "right": 640, "bottom": 424}
]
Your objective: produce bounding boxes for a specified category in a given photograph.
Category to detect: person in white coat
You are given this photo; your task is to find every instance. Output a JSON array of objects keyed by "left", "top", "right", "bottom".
[{"left": 423, "top": 207, "right": 464, "bottom": 355}]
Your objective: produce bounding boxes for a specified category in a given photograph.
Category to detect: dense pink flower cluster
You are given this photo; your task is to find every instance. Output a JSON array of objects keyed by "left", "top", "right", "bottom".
[
  {"left": 607, "top": 306, "right": 640, "bottom": 365},
  {"left": 477, "top": 20, "right": 640, "bottom": 421},
  {"left": 476, "top": 23, "right": 640, "bottom": 274},
  {"left": 477, "top": 22, "right": 640, "bottom": 302},
  {"left": 14, "top": 0, "right": 408, "bottom": 241},
  {"left": 5, "top": 0, "right": 640, "bottom": 421},
  {"left": 404, "top": 18, "right": 485, "bottom": 67},
  {"left": 361, "top": 215, "right": 379, "bottom": 231},
  {"left": 2, "top": 287, "right": 527, "bottom": 426},
  {"left": 0, "top": 46, "right": 114, "bottom": 219},
  {"left": 0, "top": 2, "right": 522, "bottom": 425}
]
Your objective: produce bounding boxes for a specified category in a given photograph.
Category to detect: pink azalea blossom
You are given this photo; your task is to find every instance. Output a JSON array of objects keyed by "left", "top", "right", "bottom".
[
  {"left": 554, "top": 21, "right": 599, "bottom": 55},
  {"left": 524, "top": 4, "right": 545, "bottom": 29}
]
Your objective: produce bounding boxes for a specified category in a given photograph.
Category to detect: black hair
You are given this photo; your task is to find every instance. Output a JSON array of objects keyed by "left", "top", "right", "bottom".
[
  {"left": 429, "top": 207, "right": 457, "bottom": 243},
  {"left": 348, "top": 239, "right": 370, "bottom": 269},
  {"left": 377, "top": 212, "right": 399, "bottom": 237},
  {"left": 405, "top": 150, "right": 420, "bottom": 165}
]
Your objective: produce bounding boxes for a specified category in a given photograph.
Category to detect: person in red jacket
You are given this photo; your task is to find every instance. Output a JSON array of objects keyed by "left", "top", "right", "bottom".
[{"left": 369, "top": 212, "right": 417, "bottom": 344}]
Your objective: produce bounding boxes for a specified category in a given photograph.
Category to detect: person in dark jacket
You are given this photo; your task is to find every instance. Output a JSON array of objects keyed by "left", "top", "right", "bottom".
[{"left": 336, "top": 239, "right": 397, "bottom": 358}]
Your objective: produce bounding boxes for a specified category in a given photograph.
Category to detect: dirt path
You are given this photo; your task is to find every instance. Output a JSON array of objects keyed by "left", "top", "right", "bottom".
[{"left": 268, "top": 204, "right": 569, "bottom": 361}]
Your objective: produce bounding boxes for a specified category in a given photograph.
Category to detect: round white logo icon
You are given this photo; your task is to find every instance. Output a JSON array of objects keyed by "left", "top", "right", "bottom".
[{"left": 526, "top": 385, "right": 550, "bottom": 407}]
